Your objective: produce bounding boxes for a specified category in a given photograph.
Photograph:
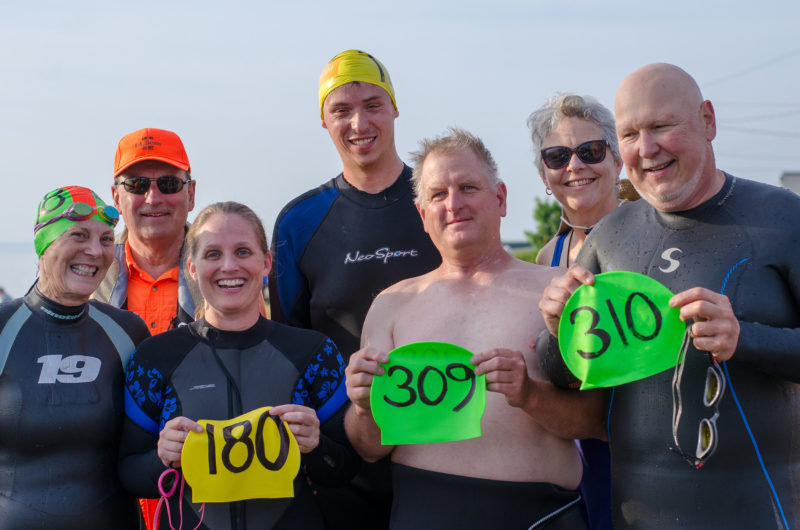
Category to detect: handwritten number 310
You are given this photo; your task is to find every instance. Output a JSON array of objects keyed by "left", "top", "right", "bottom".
[
  {"left": 569, "top": 291, "right": 662, "bottom": 359},
  {"left": 384, "top": 363, "right": 476, "bottom": 411}
]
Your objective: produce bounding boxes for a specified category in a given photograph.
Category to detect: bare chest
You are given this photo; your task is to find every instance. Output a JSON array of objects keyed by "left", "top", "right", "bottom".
[{"left": 391, "top": 281, "right": 545, "bottom": 356}]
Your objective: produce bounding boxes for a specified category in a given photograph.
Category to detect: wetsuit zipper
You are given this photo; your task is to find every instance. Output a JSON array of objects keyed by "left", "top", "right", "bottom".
[{"left": 210, "top": 345, "right": 247, "bottom": 530}]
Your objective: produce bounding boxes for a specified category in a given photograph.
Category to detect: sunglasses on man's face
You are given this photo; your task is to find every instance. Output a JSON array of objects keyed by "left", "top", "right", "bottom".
[
  {"left": 116, "top": 175, "right": 191, "bottom": 195},
  {"left": 540, "top": 139, "right": 609, "bottom": 170}
]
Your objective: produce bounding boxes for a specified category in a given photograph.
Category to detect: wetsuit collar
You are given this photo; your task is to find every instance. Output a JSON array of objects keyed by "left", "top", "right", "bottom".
[
  {"left": 336, "top": 164, "right": 413, "bottom": 208},
  {"left": 653, "top": 173, "right": 735, "bottom": 231},
  {"left": 190, "top": 316, "right": 271, "bottom": 349},
  {"left": 25, "top": 285, "right": 87, "bottom": 323}
]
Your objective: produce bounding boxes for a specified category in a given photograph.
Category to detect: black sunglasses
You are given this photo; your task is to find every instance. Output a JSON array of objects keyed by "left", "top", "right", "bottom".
[
  {"left": 116, "top": 175, "right": 191, "bottom": 195},
  {"left": 541, "top": 139, "right": 609, "bottom": 170},
  {"left": 671, "top": 330, "right": 726, "bottom": 468}
]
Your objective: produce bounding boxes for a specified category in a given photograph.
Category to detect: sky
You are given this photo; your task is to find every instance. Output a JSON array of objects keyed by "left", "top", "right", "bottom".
[{"left": 1, "top": 0, "right": 799, "bottom": 252}]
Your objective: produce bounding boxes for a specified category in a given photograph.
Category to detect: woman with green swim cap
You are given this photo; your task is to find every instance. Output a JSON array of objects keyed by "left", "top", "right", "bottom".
[{"left": 0, "top": 185, "right": 150, "bottom": 528}]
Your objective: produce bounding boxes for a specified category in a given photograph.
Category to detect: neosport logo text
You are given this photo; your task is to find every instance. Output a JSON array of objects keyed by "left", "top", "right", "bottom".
[{"left": 344, "top": 247, "right": 419, "bottom": 265}]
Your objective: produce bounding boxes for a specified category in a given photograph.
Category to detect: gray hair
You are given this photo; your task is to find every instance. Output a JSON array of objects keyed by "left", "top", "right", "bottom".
[
  {"left": 527, "top": 93, "right": 620, "bottom": 175},
  {"left": 410, "top": 127, "right": 500, "bottom": 206}
]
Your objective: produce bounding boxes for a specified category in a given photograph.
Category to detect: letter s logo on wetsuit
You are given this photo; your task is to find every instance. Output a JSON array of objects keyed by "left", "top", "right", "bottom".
[
  {"left": 37, "top": 355, "right": 102, "bottom": 384},
  {"left": 658, "top": 248, "right": 683, "bottom": 274}
]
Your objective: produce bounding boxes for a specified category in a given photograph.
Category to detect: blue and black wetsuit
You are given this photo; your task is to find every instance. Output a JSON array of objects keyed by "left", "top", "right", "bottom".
[
  {"left": 269, "top": 166, "right": 441, "bottom": 529},
  {"left": 546, "top": 174, "right": 800, "bottom": 528},
  {"left": 269, "top": 165, "right": 441, "bottom": 359},
  {"left": 0, "top": 287, "right": 149, "bottom": 529},
  {"left": 119, "top": 317, "right": 357, "bottom": 530}
]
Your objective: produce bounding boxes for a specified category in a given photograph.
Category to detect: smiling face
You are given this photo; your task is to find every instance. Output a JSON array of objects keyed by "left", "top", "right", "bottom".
[
  {"left": 417, "top": 148, "right": 507, "bottom": 256},
  {"left": 112, "top": 160, "right": 195, "bottom": 247},
  {"left": 186, "top": 212, "right": 270, "bottom": 330},
  {"left": 540, "top": 117, "right": 622, "bottom": 223},
  {"left": 322, "top": 81, "right": 399, "bottom": 176},
  {"left": 615, "top": 64, "right": 719, "bottom": 212},
  {"left": 37, "top": 219, "right": 115, "bottom": 306}
]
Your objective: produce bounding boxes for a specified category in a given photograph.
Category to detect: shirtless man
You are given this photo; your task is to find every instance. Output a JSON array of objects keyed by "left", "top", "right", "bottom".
[{"left": 345, "top": 128, "right": 587, "bottom": 529}]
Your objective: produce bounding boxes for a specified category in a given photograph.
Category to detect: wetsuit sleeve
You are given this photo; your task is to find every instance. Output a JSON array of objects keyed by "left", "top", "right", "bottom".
[
  {"left": 268, "top": 210, "right": 311, "bottom": 327},
  {"left": 735, "top": 318, "right": 800, "bottom": 383},
  {"left": 292, "top": 337, "right": 361, "bottom": 486},
  {"left": 118, "top": 350, "right": 173, "bottom": 498}
]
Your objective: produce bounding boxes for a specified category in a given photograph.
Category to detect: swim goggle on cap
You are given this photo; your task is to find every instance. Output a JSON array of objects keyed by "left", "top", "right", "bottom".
[
  {"left": 318, "top": 49, "right": 397, "bottom": 118},
  {"left": 33, "top": 186, "right": 119, "bottom": 257}
]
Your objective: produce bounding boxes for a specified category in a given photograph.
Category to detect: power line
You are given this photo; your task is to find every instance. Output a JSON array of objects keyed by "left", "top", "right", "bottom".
[
  {"left": 722, "top": 108, "right": 800, "bottom": 123},
  {"left": 716, "top": 151, "right": 800, "bottom": 160},
  {"left": 715, "top": 101, "right": 800, "bottom": 108},
  {"left": 722, "top": 126, "right": 800, "bottom": 138},
  {"left": 703, "top": 48, "right": 800, "bottom": 87}
]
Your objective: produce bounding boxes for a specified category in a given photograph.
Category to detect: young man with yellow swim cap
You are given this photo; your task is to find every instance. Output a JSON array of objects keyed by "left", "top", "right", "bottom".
[{"left": 269, "top": 50, "right": 441, "bottom": 530}]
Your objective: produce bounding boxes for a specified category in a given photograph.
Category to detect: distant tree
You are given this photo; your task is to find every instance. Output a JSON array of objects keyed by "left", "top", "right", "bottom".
[{"left": 525, "top": 197, "right": 561, "bottom": 252}]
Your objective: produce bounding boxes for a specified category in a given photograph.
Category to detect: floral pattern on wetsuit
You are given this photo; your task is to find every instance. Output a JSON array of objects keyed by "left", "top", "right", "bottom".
[
  {"left": 125, "top": 352, "right": 176, "bottom": 430},
  {"left": 292, "top": 338, "right": 345, "bottom": 410}
]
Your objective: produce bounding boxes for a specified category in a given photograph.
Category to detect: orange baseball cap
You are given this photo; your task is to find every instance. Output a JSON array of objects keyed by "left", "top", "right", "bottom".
[{"left": 114, "top": 128, "right": 191, "bottom": 177}]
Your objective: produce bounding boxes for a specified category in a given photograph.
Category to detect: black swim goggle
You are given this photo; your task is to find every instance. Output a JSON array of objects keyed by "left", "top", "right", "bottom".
[{"left": 670, "top": 328, "right": 726, "bottom": 469}]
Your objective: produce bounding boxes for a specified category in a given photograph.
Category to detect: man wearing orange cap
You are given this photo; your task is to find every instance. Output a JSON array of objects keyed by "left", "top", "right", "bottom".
[
  {"left": 93, "top": 127, "right": 202, "bottom": 529},
  {"left": 269, "top": 50, "right": 441, "bottom": 530},
  {"left": 94, "top": 128, "right": 201, "bottom": 333}
]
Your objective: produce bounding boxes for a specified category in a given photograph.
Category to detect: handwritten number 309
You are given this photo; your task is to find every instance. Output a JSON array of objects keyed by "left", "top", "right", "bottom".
[
  {"left": 383, "top": 363, "right": 476, "bottom": 412},
  {"left": 569, "top": 291, "right": 662, "bottom": 359}
]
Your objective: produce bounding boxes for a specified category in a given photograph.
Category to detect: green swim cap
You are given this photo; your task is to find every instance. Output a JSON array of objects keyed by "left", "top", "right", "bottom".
[
  {"left": 34, "top": 186, "right": 119, "bottom": 257},
  {"left": 318, "top": 49, "right": 397, "bottom": 118}
]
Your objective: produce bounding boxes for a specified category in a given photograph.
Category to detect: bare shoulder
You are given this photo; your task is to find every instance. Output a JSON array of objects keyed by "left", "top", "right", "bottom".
[
  {"left": 504, "top": 257, "right": 559, "bottom": 287},
  {"left": 536, "top": 237, "right": 556, "bottom": 266},
  {"left": 379, "top": 269, "right": 436, "bottom": 296},
  {"left": 366, "top": 268, "right": 439, "bottom": 319}
]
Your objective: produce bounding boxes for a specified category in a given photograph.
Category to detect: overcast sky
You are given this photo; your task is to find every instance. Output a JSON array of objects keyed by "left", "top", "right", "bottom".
[{"left": 2, "top": 0, "right": 798, "bottom": 248}]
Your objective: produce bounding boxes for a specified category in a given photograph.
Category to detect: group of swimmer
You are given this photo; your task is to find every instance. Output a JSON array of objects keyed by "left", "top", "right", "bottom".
[{"left": 0, "top": 49, "right": 796, "bottom": 530}]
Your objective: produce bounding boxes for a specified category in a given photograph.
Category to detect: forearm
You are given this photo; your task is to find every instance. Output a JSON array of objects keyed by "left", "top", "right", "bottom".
[
  {"left": 531, "top": 331, "right": 607, "bottom": 440},
  {"left": 343, "top": 403, "right": 394, "bottom": 463},
  {"left": 118, "top": 418, "right": 166, "bottom": 498},
  {"left": 735, "top": 322, "right": 800, "bottom": 383},
  {"left": 521, "top": 379, "right": 607, "bottom": 440},
  {"left": 305, "top": 407, "right": 362, "bottom": 486}
]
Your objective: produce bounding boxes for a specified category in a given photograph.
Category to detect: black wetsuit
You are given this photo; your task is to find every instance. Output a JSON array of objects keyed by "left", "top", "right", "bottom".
[
  {"left": 269, "top": 166, "right": 441, "bottom": 529},
  {"left": 269, "top": 165, "right": 441, "bottom": 359},
  {"left": 0, "top": 287, "right": 149, "bottom": 529},
  {"left": 119, "top": 317, "right": 358, "bottom": 530},
  {"left": 549, "top": 174, "right": 800, "bottom": 528}
]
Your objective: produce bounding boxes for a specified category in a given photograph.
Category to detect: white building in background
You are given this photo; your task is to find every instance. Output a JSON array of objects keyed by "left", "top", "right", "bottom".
[{"left": 780, "top": 172, "right": 800, "bottom": 194}]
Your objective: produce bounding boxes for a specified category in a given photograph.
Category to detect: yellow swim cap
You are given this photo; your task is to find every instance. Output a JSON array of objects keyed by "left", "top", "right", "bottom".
[{"left": 318, "top": 50, "right": 397, "bottom": 118}]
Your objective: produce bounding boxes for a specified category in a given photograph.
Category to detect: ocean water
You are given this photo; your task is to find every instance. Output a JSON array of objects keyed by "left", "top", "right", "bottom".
[{"left": 0, "top": 242, "right": 39, "bottom": 299}]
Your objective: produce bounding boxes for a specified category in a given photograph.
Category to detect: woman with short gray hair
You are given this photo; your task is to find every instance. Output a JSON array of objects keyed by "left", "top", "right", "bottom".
[{"left": 528, "top": 93, "right": 636, "bottom": 268}]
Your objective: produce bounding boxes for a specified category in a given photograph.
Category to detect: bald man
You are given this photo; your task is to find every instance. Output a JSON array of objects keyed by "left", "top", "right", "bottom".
[{"left": 535, "top": 63, "right": 800, "bottom": 528}]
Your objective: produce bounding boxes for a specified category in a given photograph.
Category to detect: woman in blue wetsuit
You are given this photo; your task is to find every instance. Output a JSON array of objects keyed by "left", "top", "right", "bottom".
[
  {"left": 0, "top": 186, "right": 149, "bottom": 529},
  {"left": 528, "top": 94, "right": 638, "bottom": 530},
  {"left": 119, "top": 202, "right": 357, "bottom": 530}
]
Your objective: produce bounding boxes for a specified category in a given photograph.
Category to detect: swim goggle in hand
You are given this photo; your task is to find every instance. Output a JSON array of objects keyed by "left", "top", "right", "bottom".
[
  {"left": 34, "top": 202, "right": 119, "bottom": 233},
  {"left": 155, "top": 467, "right": 205, "bottom": 530},
  {"left": 670, "top": 329, "right": 726, "bottom": 469}
]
